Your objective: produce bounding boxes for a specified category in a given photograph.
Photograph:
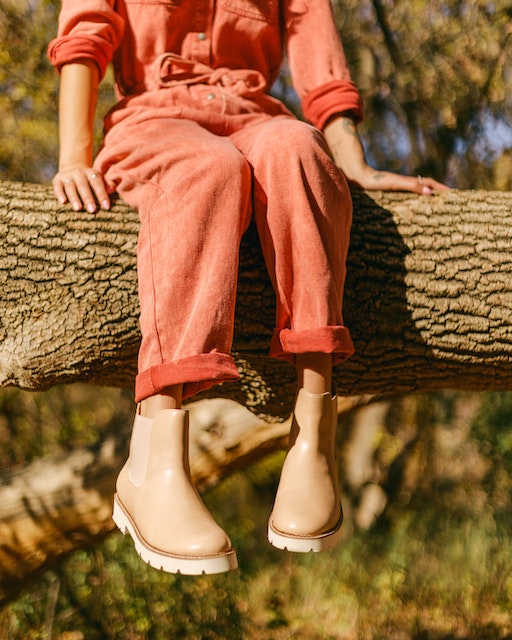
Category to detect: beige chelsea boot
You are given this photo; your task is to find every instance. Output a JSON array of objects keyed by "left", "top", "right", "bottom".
[
  {"left": 113, "top": 408, "right": 237, "bottom": 574},
  {"left": 268, "top": 388, "right": 343, "bottom": 552}
]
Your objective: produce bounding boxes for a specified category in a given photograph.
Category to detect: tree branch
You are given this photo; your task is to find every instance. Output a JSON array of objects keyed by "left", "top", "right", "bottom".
[{"left": 2, "top": 181, "right": 512, "bottom": 421}]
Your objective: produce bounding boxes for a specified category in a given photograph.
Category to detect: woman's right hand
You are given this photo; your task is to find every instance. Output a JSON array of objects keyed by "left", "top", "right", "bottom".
[
  {"left": 53, "top": 165, "right": 113, "bottom": 213},
  {"left": 54, "top": 62, "right": 112, "bottom": 213}
]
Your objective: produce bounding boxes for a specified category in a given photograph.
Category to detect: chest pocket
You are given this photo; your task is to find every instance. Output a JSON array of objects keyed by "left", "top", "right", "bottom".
[{"left": 221, "top": 0, "right": 279, "bottom": 23}]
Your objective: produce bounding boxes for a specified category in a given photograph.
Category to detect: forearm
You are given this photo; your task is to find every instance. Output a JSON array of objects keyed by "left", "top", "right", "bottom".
[
  {"left": 323, "top": 115, "right": 368, "bottom": 184},
  {"left": 58, "top": 61, "right": 99, "bottom": 171},
  {"left": 53, "top": 61, "right": 111, "bottom": 212},
  {"left": 324, "top": 115, "right": 449, "bottom": 194}
]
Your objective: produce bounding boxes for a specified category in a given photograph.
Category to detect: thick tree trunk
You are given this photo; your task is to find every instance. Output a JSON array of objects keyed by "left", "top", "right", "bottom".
[{"left": 1, "top": 181, "right": 512, "bottom": 419}]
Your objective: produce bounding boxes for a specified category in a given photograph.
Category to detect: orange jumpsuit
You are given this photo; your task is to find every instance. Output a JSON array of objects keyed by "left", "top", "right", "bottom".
[{"left": 48, "top": 0, "right": 362, "bottom": 401}]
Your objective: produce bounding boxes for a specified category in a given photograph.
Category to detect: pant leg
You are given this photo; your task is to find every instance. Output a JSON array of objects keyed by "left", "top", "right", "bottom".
[
  {"left": 97, "top": 118, "right": 252, "bottom": 401},
  {"left": 230, "top": 116, "right": 354, "bottom": 364}
]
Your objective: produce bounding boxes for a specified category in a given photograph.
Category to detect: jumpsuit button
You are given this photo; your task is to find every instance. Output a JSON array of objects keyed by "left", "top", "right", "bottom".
[
  {"left": 206, "top": 93, "right": 216, "bottom": 100},
  {"left": 197, "top": 32, "right": 207, "bottom": 41}
]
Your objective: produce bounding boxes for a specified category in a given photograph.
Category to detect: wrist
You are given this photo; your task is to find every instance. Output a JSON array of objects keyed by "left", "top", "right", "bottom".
[
  {"left": 324, "top": 111, "right": 358, "bottom": 129},
  {"left": 59, "top": 147, "right": 92, "bottom": 172}
]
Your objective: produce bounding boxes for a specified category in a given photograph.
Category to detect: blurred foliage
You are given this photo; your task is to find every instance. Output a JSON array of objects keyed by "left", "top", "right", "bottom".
[
  {"left": 0, "top": 385, "right": 134, "bottom": 468},
  {"left": 0, "top": 0, "right": 58, "bottom": 183},
  {"left": 332, "top": 0, "right": 512, "bottom": 187},
  {"left": 0, "top": 0, "right": 114, "bottom": 184}
]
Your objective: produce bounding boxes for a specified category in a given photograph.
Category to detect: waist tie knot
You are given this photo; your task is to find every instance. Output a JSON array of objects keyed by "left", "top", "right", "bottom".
[{"left": 152, "top": 52, "right": 267, "bottom": 96}]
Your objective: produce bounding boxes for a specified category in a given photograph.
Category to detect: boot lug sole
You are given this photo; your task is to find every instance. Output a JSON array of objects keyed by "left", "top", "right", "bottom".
[
  {"left": 267, "top": 515, "right": 343, "bottom": 553},
  {"left": 113, "top": 495, "right": 238, "bottom": 575}
]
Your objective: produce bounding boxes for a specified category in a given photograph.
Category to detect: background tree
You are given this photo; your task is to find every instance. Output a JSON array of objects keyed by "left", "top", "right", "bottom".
[{"left": 333, "top": 0, "right": 512, "bottom": 187}]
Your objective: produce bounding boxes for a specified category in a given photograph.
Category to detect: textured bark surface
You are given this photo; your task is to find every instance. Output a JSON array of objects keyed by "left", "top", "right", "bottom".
[{"left": 1, "top": 181, "right": 512, "bottom": 419}]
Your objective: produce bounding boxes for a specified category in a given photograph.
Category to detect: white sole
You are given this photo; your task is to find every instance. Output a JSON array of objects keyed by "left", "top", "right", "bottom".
[
  {"left": 267, "top": 515, "right": 343, "bottom": 553},
  {"left": 112, "top": 495, "right": 238, "bottom": 575}
]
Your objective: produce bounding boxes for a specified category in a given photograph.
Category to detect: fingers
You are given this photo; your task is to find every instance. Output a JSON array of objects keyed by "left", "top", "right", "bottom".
[
  {"left": 410, "top": 175, "right": 451, "bottom": 195},
  {"left": 385, "top": 173, "right": 434, "bottom": 194},
  {"left": 363, "top": 171, "right": 450, "bottom": 195},
  {"left": 53, "top": 168, "right": 112, "bottom": 212},
  {"left": 418, "top": 175, "right": 451, "bottom": 194},
  {"left": 407, "top": 174, "right": 434, "bottom": 195},
  {"left": 88, "top": 171, "right": 112, "bottom": 210}
]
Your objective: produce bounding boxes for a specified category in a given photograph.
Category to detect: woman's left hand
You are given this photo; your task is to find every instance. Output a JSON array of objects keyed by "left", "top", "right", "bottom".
[
  {"left": 348, "top": 167, "right": 449, "bottom": 195},
  {"left": 323, "top": 115, "right": 450, "bottom": 195}
]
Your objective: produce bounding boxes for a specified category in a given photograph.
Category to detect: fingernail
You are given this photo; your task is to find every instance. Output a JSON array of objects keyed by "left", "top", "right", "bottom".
[
  {"left": 422, "top": 186, "right": 433, "bottom": 195},
  {"left": 102, "top": 200, "right": 111, "bottom": 210},
  {"left": 87, "top": 202, "right": 96, "bottom": 213}
]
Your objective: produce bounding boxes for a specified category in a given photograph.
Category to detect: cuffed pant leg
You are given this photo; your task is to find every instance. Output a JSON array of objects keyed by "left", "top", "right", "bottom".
[
  {"left": 102, "top": 119, "right": 252, "bottom": 400},
  {"left": 231, "top": 116, "right": 354, "bottom": 363}
]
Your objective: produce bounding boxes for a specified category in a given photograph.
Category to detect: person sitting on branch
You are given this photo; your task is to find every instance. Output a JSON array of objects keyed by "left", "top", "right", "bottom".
[{"left": 48, "top": 0, "right": 447, "bottom": 575}]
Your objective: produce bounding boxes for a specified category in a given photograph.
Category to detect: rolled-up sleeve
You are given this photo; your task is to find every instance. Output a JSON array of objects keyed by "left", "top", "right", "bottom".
[
  {"left": 284, "top": 0, "right": 363, "bottom": 129},
  {"left": 47, "top": 0, "right": 124, "bottom": 80}
]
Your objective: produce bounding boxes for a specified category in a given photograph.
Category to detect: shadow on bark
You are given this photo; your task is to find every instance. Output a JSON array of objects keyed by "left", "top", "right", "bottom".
[{"left": 342, "top": 191, "right": 423, "bottom": 396}]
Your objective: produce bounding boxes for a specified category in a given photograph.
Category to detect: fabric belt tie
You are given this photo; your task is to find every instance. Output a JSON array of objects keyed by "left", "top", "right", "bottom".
[{"left": 152, "top": 52, "right": 267, "bottom": 97}]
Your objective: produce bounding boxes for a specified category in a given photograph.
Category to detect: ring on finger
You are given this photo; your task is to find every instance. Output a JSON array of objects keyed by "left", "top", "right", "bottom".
[
  {"left": 64, "top": 178, "right": 73, "bottom": 184},
  {"left": 88, "top": 172, "right": 101, "bottom": 182},
  {"left": 417, "top": 174, "right": 423, "bottom": 186}
]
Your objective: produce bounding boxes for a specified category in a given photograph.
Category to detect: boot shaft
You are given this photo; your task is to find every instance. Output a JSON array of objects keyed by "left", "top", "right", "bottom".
[
  {"left": 289, "top": 389, "right": 338, "bottom": 455},
  {"left": 128, "top": 408, "right": 191, "bottom": 486}
]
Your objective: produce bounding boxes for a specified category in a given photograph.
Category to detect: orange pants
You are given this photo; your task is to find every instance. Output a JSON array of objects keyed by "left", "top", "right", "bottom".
[{"left": 95, "top": 86, "right": 354, "bottom": 401}]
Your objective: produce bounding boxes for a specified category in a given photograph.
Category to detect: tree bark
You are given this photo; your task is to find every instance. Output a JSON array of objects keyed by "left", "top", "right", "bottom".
[{"left": 1, "top": 181, "right": 512, "bottom": 420}]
